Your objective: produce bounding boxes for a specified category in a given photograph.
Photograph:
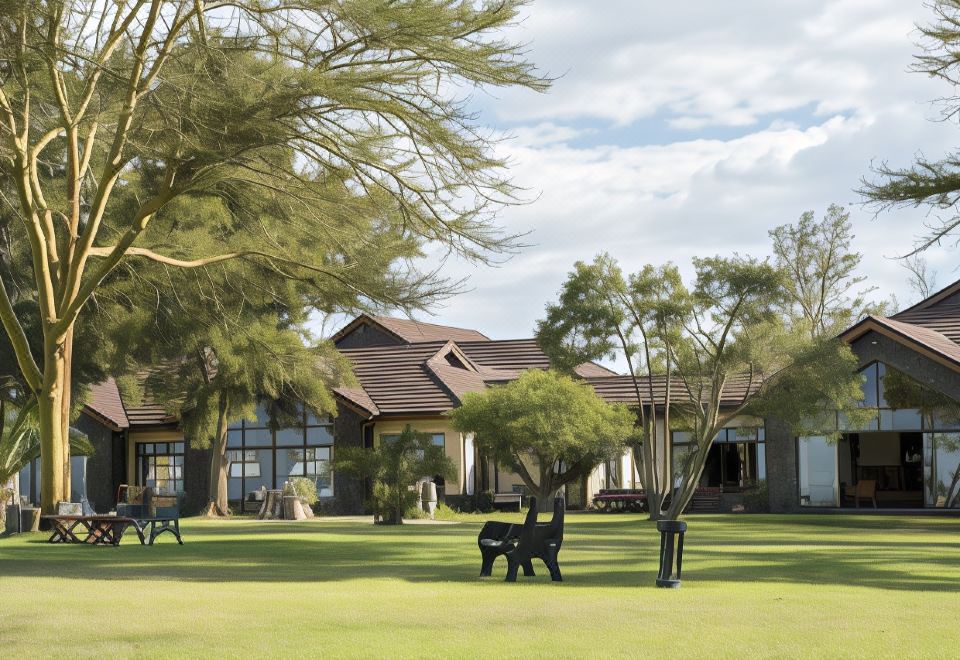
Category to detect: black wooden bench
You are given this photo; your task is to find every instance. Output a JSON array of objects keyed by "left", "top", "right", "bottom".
[{"left": 477, "top": 497, "right": 565, "bottom": 581}]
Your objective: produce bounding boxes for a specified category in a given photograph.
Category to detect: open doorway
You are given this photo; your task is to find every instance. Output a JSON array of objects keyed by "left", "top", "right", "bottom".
[{"left": 838, "top": 433, "right": 924, "bottom": 508}]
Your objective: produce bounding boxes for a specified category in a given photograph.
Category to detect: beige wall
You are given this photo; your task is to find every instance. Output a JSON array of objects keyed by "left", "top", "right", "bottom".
[
  {"left": 127, "top": 429, "right": 185, "bottom": 486},
  {"left": 372, "top": 419, "right": 467, "bottom": 495}
]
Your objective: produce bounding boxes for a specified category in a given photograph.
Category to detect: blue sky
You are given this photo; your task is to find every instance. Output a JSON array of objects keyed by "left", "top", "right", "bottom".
[{"left": 320, "top": 1, "right": 960, "bottom": 363}]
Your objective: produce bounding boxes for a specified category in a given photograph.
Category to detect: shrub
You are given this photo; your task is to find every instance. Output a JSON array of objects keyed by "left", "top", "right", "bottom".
[
  {"left": 403, "top": 505, "right": 430, "bottom": 520},
  {"left": 288, "top": 477, "right": 319, "bottom": 506}
]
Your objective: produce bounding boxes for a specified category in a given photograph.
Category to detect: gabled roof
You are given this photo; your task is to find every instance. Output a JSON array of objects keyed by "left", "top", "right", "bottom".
[
  {"left": 331, "top": 313, "right": 489, "bottom": 345},
  {"left": 84, "top": 378, "right": 129, "bottom": 430},
  {"left": 337, "top": 342, "right": 459, "bottom": 415},
  {"left": 839, "top": 315, "right": 960, "bottom": 372}
]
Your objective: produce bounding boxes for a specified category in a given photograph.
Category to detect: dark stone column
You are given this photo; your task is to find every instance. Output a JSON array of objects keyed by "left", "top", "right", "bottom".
[
  {"left": 765, "top": 416, "right": 799, "bottom": 513},
  {"left": 332, "top": 403, "right": 367, "bottom": 514},
  {"left": 183, "top": 439, "right": 211, "bottom": 515}
]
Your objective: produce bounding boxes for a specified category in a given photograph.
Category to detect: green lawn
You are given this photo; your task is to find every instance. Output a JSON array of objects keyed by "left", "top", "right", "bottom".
[{"left": 1, "top": 513, "right": 959, "bottom": 658}]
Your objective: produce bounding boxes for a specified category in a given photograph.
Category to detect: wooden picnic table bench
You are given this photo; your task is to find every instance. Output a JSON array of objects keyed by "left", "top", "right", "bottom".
[{"left": 42, "top": 515, "right": 145, "bottom": 546}]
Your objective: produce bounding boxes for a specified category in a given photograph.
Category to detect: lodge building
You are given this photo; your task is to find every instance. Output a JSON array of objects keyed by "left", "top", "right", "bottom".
[{"left": 15, "top": 278, "right": 960, "bottom": 515}]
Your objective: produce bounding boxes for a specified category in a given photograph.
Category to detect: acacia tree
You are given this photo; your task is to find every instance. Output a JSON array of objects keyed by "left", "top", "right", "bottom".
[
  {"left": 332, "top": 425, "right": 455, "bottom": 525},
  {"left": 536, "top": 255, "right": 683, "bottom": 519},
  {"left": 449, "top": 369, "right": 636, "bottom": 505},
  {"left": 139, "top": 320, "right": 351, "bottom": 516},
  {"left": 769, "top": 205, "right": 882, "bottom": 339},
  {"left": 0, "top": 1, "right": 545, "bottom": 513},
  {"left": 541, "top": 254, "right": 868, "bottom": 520},
  {"left": 861, "top": 0, "right": 960, "bottom": 253}
]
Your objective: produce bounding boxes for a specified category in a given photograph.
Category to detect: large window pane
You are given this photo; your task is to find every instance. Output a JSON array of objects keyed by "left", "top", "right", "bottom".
[
  {"left": 243, "top": 428, "right": 272, "bottom": 447},
  {"left": 307, "top": 426, "right": 334, "bottom": 445},
  {"left": 879, "top": 408, "right": 922, "bottom": 431},
  {"left": 798, "top": 436, "right": 837, "bottom": 507},
  {"left": 925, "top": 433, "right": 960, "bottom": 508},
  {"left": 275, "top": 448, "right": 305, "bottom": 486},
  {"left": 276, "top": 427, "right": 304, "bottom": 446},
  {"left": 244, "top": 450, "right": 273, "bottom": 495},
  {"left": 859, "top": 363, "right": 879, "bottom": 407}
]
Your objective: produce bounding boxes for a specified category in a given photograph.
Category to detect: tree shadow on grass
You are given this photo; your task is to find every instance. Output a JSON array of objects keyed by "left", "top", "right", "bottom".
[{"left": 1, "top": 515, "right": 958, "bottom": 591}]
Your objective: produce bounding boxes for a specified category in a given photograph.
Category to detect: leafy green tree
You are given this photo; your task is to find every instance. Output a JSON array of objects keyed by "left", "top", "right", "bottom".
[
  {"left": 332, "top": 425, "right": 455, "bottom": 525},
  {"left": 541, "top": 254, "right": 869, "bottom": 520},
  {"left": 449, "top": 369, "right": 636, "bottom": 505},
  {"left": 860, "top": 1, "right": 960, "bottom": 254},
  {"left": 139, "top": 320, "right": 351, "bottom": 516},
  {"left": 769, "top": 205, "right": 882, "bottom": 339},
  {"left": 0, "top": 1, "right": 545, "bottom": 513},
  {"left": 536, "top": 255, "right": 684, "bottom": 518}
]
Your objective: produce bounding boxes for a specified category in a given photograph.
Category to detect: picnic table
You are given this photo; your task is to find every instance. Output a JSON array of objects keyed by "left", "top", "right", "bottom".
[{"left": 43, "top": 515, "right": 145, "bottom": 546}]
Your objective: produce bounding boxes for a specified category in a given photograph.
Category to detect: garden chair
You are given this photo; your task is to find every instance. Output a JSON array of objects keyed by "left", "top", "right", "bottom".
[{"left": 504, "top": 496, "right": 565, "bottom": 583}]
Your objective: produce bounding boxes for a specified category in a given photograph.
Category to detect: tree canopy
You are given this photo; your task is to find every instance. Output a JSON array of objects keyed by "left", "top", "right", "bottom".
[
  {"left": 538, "top": 251, "right": 869, "bottom": 520},
  {"left": 860, "top": 0, "right": 960, "bottom": 254},
  {"left": 449, "top": 369, "right": 636, "bottom": 505},
  {"left": 0, "top": 0, "right": 546, "bottom": 512}
]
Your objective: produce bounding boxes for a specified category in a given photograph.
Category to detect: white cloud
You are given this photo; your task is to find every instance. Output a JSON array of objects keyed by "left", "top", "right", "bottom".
[{"left": 316, "top": 1, "right": 960, "bottom": 373}]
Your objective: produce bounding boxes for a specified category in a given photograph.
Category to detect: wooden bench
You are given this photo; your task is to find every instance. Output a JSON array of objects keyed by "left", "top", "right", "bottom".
[
  {"left": 592, "top": 489, "right": 647, "bottom": 513},
  {"left": 43, "top": 515, "right": 145, "bottom": 546}
]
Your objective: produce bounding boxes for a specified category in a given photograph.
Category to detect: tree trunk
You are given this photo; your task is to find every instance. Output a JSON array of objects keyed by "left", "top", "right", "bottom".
[
  {"left": 206, "top": 393, "right": 230, "bottom": 517},
  {"left": 60, "top": 327, "right": 74, "bottom": 501},
  {"left": 38, "top": 339, "right": 67, "bottom": 515}
]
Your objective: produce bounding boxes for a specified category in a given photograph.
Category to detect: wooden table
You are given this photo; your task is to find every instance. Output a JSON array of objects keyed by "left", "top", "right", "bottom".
[{"left": 42, "top": 515, "right": 145, "bottom": 546}]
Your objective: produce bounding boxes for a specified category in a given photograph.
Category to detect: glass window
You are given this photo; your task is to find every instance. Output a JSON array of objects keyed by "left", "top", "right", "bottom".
[
  {"left": 275, "top": 448, "right": 306, "bottom": 486},
  {"left": 879, "top": 408, "right": 922, "bottom": 431},
  {"left": 307, "top": 426, "right": 334, "bottom": 445},
  {"left": 227, "top": 430, "right": 243, "bottom": 448},
  {"left": 798, "top": 436, "right": 838, "bottom": 507},
  {"left": 243, "top": 428, "right": 272, "bottom": 447},
  {"left": 244, "top": 449, "right": 273, "bottom": 494},
  {"left": 860, "top": 363, "right": 879, "bottom": 408},
  {"left": 276, "top": 427, "right": 304, "bottom": 446},
  {"left": 136, "top": 441, "right": 185, "bottom": 496},
  {"left": 431, "top": 433, "right": 445, "bottom": 447},
  {"left": 924, "top": 433, "right": 960, "bottom": 508}
]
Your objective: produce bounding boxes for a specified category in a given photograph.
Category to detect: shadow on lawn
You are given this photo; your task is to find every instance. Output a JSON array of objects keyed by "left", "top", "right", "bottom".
[{"left": 2, "top": 516, "right": 959, "bottom": 591}]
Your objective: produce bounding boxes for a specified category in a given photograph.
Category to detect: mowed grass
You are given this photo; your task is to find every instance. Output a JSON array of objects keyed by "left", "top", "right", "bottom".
[{"left": 2, "top": 513, "right": 960, "bottom": 659}]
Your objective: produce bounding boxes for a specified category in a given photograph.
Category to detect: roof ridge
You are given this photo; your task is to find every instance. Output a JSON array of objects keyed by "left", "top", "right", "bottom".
[{"left": 894, "top": 276, "right": 960, "bottom": 316}]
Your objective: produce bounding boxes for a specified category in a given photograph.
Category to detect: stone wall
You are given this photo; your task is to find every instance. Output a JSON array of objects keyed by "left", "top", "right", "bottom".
[
  {"left": 765, "top": 416, "right": 798, "bottom": 512},
  {"left": 74, "top": 412, "right": 124, "bottom": 513},
  {"left": 183, "top": 440, "right": 212, "bottom": 515},
  {"left": 331, "top": 402, "right": 368, "bottom": 514}
]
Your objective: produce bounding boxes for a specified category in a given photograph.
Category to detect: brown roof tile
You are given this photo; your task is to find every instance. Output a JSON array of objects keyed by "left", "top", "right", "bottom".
[
  {"left": 84, "top": 378, "right": 129, "bottom": 430},
  {"left": 842, "top": 315, "right": 960, "bottom": 370},
  {"left": 586, "top": 374, "right": 759, "bottom": 407}
]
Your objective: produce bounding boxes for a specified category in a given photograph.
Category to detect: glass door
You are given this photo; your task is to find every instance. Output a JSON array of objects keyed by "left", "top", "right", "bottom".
[{"left": 798, "top": 436, "right": 838, "bottom": 507}]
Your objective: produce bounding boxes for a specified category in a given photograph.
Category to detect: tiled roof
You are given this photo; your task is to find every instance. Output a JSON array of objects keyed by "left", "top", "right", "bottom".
[
  {"left": 841, "top": 315, "right": 960, "bottom": 370},
  {"left": 586, "top": 374, "right": 760, "bottom": 408},
  {"left": 892, "top": 303, "right": 960, "bottom": 344},
  {"left": 457, "top": 339, "right": 615, "bottom": 378},
  {"left": 124, "top": 402, "right": 178, "bottom": 427},
  {"left": 333, "top": 387, "right": 380, "bottom": 417},
  {"left": 331, "top": 313, "right": 489, "bottom": 345},
  {"left": 337, "top": 342, "right": 458, "bottom": 415},
  {"left": 84, "top": 378, "right": 129, "bottom": 430}
]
